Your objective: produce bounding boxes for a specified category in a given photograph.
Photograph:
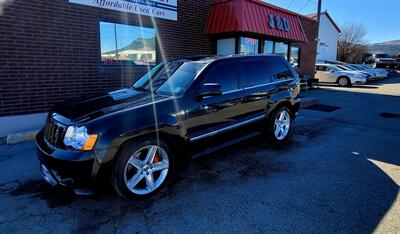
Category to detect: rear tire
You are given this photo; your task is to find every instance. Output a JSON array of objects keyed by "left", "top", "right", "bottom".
[
  {"left": 112, "top": 137, "right": 176, "bottom": 200},
  {"left": 266, "top": 106, "right": 292, "bottom": 143}
]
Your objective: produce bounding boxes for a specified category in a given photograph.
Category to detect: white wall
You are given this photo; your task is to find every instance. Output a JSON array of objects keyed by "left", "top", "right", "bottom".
[{"left": 316, "top": 14, "right": 339, "bottom": 62}]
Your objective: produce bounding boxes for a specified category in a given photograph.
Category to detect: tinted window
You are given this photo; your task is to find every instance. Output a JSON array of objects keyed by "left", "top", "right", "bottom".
[
  {"left": 205, "top": 63, "right": 238, "bottom": 93},
  {"left": 133, "top": 61, "right": 207, "bottom": 96},
  {"left": 317, "top": 65, "right": 331, "bottom": 71},
  {"left": 242, "top": 60, "right": 270, "bottom": 87},
  {"left": 268, "top": 56, "right": 293, "bottom": 80},
  {"left": 157, "top": 62, "right": 207, "bottom": 95}
]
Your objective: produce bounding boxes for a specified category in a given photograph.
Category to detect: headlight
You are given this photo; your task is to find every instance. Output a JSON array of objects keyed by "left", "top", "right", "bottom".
[
  {"left": 353, "top": 74, "right": 365, "bottom": 78},
  {"left": 63, "top": 126, "right": 98, "bottom": 151}
]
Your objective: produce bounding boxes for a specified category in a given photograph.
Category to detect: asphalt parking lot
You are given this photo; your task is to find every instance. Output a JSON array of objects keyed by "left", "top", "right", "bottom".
[{"left": 0, "top": 72, "right": 399, "bottom": 233}]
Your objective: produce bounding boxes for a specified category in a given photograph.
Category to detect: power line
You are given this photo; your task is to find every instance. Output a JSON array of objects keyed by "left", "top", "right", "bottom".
[
  {"left": 298, "top": 0, "right": 311, "bottom": 12},
  {"left": 286, "top": 0, "right": 296, "bottom": 9}
]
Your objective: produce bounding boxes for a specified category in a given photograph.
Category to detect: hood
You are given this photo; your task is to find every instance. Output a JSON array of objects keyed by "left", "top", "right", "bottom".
[
  {"left": 338, "top": 70, "right": 364, "bottom": 75},
  {"left": 52, "top": 88, "right": 170, "bottom": 122},
  {"left": 377, "top": 58, "right": 396, "bottom": 61}
]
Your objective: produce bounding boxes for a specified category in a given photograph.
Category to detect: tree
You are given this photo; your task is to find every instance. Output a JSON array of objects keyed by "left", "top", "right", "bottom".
[{"left": 338, "top": 23, "right": 368, "bottom": 63}]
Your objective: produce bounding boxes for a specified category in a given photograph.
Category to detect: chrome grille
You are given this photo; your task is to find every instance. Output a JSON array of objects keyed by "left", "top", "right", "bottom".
[{"left": 43, "top": 118, "right": 67, "bottom": 147}]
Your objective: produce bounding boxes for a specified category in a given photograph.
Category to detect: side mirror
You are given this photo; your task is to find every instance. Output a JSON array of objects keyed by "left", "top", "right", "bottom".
[{"left": 196, "top": 83, "right": 221, "bottom": 99}]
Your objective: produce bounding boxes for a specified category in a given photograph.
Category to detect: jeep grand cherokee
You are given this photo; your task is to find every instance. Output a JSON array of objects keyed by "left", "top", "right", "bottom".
[{"left": 36, "top": 55, "right": 301, "bottom": 200}]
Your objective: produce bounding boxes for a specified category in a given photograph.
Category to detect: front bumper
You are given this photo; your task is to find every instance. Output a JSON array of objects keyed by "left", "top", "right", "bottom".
[
  {"left": 377, "top": 61, "right": 396, "bottom": 65},
  {"left": 36, "top": 131, "right": 97, "bottom": 188},
  {"left": 350, "top": 78, "right": 367, "bottom": 85}
]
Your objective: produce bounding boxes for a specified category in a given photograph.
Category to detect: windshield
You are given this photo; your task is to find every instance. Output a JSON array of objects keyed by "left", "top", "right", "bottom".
[
  {"left": 344, "top": 65, "right": 357, "bottom": 70},
  {"left": 329, "top": 66, "right": 339, "bottom": 71},
  {"left": 133, "top": 60, "right": 207, "bottom": 96},
  {"left": 337, "top": 65, "right": 352, "bottom": 71},
  {"left": 351, "top": 65, "right": 364, "bottom": 70},
  {"left": 375, "top": 54, "right": 391, "bottom": 58}
]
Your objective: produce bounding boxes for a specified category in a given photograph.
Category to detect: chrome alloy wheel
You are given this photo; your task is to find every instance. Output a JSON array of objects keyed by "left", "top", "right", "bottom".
[
  {"left": 124, "top": 145, "right": 169, "bottom": 195},
  {"left": 338, "top": 77, "right": 348, "bottom": 87},
  {"left": 274, "top": 110, "right": 291, "bottom": 140}
]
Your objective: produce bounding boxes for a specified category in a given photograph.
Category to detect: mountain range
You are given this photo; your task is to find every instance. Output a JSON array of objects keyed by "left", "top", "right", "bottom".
[
  {"left": 368, "top": 40, "right": 400, "bottom": 55},
  {"left": 104, "top": 37, "right": 156, "bottom": 55}
]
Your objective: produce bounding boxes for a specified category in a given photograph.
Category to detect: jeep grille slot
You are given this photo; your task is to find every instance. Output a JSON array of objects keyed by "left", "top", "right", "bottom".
[{"left": 43, "top": 119, "right": 67, "bottom": 147}]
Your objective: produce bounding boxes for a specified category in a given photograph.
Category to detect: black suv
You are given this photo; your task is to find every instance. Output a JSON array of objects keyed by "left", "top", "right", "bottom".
[
  {"left": 36, "top": 55, "right": 301, "bottom": 200},
  {"left": 365, "top": 53, "right": 396, "bottom": 69}
]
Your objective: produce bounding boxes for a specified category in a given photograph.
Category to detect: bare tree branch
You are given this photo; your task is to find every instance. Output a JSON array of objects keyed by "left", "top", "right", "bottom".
[{"left": 338, "top": 23, "right": 368, "bottom": 63}]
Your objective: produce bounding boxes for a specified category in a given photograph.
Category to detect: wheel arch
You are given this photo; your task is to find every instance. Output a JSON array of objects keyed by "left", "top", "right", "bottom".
[
  {"left": 113, "top": 129, "right": 185, "bottom": 161},
  {"left": 266, "top": 100, "right": 298, "bottom": 121},
  {"left": 336, "top": 75, "right": 350, "bottom": 84}
]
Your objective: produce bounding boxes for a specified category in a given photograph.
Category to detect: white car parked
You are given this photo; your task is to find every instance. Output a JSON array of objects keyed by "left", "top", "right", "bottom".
[
  {"left": 315, "top": 64, "right": 367, "bottom": 87},
  {"left": 337, "top": 65, "right": 379, "bottom": 81},
  {"left": 356, "top": 64, "right": 389, "bottom": 79}
]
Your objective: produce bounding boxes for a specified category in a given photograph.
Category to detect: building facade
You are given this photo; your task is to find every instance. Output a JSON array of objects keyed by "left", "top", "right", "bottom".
[
  {"left": 0, "top": 0, "right": 317, "bottom": 117},
  {"left": 309, "top": 11, "right": 341, "bottom": 62}
]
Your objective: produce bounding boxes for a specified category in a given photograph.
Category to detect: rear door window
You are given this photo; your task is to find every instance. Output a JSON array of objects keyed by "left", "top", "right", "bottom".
[
  {"left": 204, "top": 62, "right": 239, "bottom": 93},
  {"left": 241, "top": 60, "right": 270, "bottom": 87},
  {"left": 267, "top": 56, "right": 294, "bottom": 80}
]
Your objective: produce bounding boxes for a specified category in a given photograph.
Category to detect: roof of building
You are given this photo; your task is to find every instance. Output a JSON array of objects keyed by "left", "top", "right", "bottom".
[
  {"left": 307, "top": 11, "right": 341, "bottom": 33},
  {"left": 205, "top": 0, "right": 311, "bottom": 42}
]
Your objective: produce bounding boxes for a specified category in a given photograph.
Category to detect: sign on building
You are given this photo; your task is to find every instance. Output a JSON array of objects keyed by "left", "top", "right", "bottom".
[{"left": 69, "top": 0, "right": 177, "bottom": 21}]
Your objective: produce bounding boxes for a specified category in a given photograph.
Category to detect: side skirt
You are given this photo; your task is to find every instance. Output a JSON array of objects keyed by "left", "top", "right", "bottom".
[{"left": 191, "top": 132, "right": 260, "bottom": 159}]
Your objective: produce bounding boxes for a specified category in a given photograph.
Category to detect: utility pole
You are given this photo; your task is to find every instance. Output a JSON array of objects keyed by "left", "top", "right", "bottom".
[{"left": 315, "top": 0, "right": 322, "bottom": 61}]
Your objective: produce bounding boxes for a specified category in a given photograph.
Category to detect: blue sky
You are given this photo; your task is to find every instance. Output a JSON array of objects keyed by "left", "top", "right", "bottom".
[{"left": 263, "top": 0, "right": 400, "bottom": 43}]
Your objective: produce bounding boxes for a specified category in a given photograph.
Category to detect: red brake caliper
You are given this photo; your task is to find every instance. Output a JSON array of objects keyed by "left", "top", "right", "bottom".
[{"left": 153, "top": 153, "right": 160, "bottom": 164}]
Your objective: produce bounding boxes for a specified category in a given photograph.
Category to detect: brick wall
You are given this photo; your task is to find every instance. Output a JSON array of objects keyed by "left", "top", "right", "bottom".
[
  {"left": 295, "top": 17, "right": 318, "bottom": 78},
  {"left": 0, "top": 0, "right": 213, "bottom": 116}
]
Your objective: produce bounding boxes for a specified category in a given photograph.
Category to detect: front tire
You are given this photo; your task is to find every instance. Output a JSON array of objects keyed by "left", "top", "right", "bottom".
[
  {"left": 112, "top": 137, "right": 175, "bottom": 200},
  {"left": 266, "top": 106, "right": 292, "bottom": 143},
  {"left": 338, "top": 77, "right": 351, "bottom": 87}
]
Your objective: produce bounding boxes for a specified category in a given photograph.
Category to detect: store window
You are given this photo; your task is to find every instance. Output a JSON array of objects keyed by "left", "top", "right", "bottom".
[
  {"left": 100, "top": 21, "right": 156, "bottom": 66},
  {"left": 240, "top": 37, "right": 259, "bottom": 54},
  {"left": 290, "top": 46, "right": 300, "bottom": 67},
  {"left": 274, "top": 42, "right": 289, "bottom": 59},
  {"left": 217, "top": 38, "right": 236, "bottom": 55},
  {"left": 263, "top": 40, "right": 274, "bottom": 54}
]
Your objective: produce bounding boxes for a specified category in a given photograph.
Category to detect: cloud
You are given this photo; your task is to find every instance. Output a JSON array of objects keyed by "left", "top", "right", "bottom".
[{"left": 0, "top": 0, "right": 13, "bottom": 15}]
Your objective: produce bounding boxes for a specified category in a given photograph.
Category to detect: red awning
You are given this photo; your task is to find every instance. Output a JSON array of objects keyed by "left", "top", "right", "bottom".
[{"left": 205, "top": 0, "right": 310, "bottom": 42}]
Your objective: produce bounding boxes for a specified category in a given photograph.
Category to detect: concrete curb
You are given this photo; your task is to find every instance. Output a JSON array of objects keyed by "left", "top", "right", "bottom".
[{"left": 6, "top": 130, "right": 39, "bottom": 145}]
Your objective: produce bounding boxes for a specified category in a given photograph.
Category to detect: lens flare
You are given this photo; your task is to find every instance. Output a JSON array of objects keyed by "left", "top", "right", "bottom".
[{"left": 0, "top": 0, "right": 13, "bottom": 15}]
